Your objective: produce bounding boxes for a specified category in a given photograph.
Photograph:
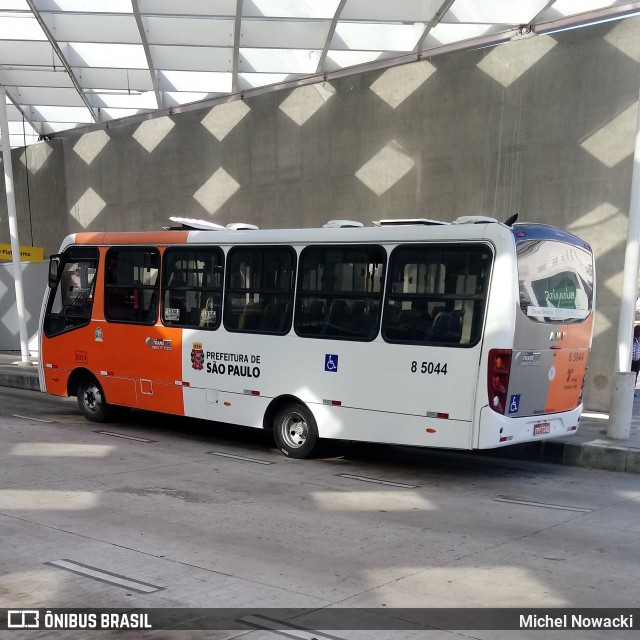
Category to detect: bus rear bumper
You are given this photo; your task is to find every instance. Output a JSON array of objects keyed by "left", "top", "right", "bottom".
[{"left": 477, "top": 405, "right": 582, "bottom": 449}]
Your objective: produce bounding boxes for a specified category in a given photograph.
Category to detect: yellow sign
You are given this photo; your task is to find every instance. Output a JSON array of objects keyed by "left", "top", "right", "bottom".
[{"left": 0, "top": 243, "right": 44, "bottom": 262}]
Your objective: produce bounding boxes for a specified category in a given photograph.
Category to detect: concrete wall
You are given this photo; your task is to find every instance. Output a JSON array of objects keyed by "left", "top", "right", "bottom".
[
  {"left": 0, "top": 261, "right": 47, "bottom": 353},
  {"left": 1, "top": 17, "right": 639, "bottom": 411}
]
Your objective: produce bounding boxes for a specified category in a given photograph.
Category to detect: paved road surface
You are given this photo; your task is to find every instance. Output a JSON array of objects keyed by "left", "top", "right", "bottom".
[{"left": 1, "top": 387, "right": 639, "bottom": 639}]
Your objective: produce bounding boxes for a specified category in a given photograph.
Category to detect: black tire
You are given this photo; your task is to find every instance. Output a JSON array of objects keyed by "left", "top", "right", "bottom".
[
  {"left": 76, "top": 377, "right": 111, "bottom": 423},
  {"left": 273, "top": 402, "right": 319, "bottom": 459}
]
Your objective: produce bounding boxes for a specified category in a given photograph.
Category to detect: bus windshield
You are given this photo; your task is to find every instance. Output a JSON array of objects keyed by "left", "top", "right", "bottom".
[{"left": 517, "top": 239, "right": 593, "bottom": 323}]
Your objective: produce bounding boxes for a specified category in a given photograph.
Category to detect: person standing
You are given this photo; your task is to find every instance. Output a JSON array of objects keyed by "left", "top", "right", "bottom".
[{"left": 632, "top": 325, "right": 640, "bottom": 395}]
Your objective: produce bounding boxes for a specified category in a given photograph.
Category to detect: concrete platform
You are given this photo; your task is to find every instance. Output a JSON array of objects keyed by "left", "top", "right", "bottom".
[
  {"left": 0, "top": 350, "right": 40, "bottom": 392},
  {"left": 1, "top": 350, "right": 639, "bottom": 474}
]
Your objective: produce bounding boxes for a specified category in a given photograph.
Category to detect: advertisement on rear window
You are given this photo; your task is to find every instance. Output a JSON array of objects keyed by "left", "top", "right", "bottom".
[{"left": 517, "top": 240, "right": 593, "bottom": 323}]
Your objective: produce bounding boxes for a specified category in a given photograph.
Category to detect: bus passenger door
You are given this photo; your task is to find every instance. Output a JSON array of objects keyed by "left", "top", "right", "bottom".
[{"left": 100, "top": 246, "right": 184, "bottom": 416}]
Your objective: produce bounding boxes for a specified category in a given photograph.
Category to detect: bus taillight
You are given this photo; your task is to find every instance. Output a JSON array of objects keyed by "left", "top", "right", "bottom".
[{"left": 488, "top": 349, "right": 512, "bottom": 414}]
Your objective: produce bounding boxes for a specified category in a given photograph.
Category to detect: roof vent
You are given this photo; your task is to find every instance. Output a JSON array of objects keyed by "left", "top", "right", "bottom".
[
  {"left": 167, "top": 217, "right": 259, "bottom": 231},
  {"left": 226, "top": 223, "right": 259, "bottom": 230},
  {"left": 323, "top": 220, "right": 364, "bottom": 228},
  {"left": 168, "top": 217, "right": 225, "bottom": 230},
  {"left": 373, "top": 218, "right": 447, "bottom": 226},
  {"left": 452, "top": 216, "right": 499, "bottom": 225}
]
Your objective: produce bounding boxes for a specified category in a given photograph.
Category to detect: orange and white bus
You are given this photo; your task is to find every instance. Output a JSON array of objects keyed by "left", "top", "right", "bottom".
[{"left": 39, "top": 216, "right": 594, "bottom": 458}]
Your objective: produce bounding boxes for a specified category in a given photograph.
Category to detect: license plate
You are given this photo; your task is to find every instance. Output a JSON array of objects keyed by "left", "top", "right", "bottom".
[{"left": 533, "top": 422, "right": 551, "bottom": 436}]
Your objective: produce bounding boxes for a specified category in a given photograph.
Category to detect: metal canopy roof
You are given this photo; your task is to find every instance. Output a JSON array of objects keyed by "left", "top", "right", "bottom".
[{"left": 1, "top": 0, "right": 640, "bottom": 148}]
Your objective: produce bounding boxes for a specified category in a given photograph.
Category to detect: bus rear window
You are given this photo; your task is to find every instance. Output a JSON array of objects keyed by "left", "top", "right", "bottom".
[{"left": 517, "top": 239, "right": 593, "bottom": 323}]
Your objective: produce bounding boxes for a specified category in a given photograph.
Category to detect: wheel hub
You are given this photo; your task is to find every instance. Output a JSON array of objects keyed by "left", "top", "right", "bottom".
[{"left": 283, "top": 413, "right": 308, "bottom": 448}]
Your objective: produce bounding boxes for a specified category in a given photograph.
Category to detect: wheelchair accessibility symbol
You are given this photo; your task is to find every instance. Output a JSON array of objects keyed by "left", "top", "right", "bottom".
[
  {"left": 509, "top": 394, "right": 521, "bottom": 414},
  {"left": 325, "top": 354, "right": 338, "bottom": 372}
]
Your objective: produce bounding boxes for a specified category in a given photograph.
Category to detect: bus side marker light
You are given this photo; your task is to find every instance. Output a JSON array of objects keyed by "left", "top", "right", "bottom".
[
  {"left": 425, "top": 428, "right": 436, "bottom": 434},
  {"left": 224, "top": 402, "right": 231, "bottom": 406},
  {"left": 426, "top": 411, "right": 449, "bottom": 419},
  {"left": 244, "top": 389, "right": 260, "bottom": 396},
  {"left": 174, "top": 380, "right": 190, "bottom": 387},
  {"left": 45, "top": 363, "right": 58, "bottom": 369},
  {"left": 99, "top": 370, "right": 113, "bottom": 377},
  {"left": 323, "top": 399, "right": 342, "bottom": 406},
  {"left": 568, "top": 426, "right": 577, "bottom": 431}
]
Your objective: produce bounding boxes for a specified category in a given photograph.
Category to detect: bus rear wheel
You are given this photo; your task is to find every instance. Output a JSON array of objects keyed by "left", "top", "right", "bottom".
[
  {"left": 77, "top": 377, "right": 111, "bottom": 423},
  {"left": 273, "top": 402, "right": 319, "bottom": 459}
]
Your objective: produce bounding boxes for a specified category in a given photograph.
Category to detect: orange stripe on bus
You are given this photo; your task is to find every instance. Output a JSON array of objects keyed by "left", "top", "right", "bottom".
[{"left": 75, "top": 231, "right": 189, "bottom": 245}]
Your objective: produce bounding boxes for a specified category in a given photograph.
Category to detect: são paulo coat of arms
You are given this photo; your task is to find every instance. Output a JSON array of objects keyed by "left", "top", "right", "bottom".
[{"left": 191, "top": 342, "right": 204, "bottom": 370}]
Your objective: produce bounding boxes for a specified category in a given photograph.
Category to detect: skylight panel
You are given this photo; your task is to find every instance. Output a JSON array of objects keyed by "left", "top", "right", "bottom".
[
  {"left": 150, "top": 45, "right": 232, "bottom": 72},
  {"left": 8, "top": 119, "right": 38, "bottom": 146},
  {"left": 443, "top": 0, "right": 551, "bottom": 25},
  {"left": 10, "top": 131, "right": 38, "bottom": 146},
  {"left": 0, "top": 1, "right": 30, "bottom": 9},
  {"left": 544, "top": 0, "right": 618, "bottom": 18},
  {"left": 164, "top": 92, "right": 211, "bottom": 106},
  {"left": 29, "top": 105, "right": 93, "bottom": 123},
  {"left": 426, "top": 23, "right": 494, "bottom": 47},
  {"left": 241, "top": 19, "right": 329, "bottom": 49},
  {"left": 5, "top": 101, "right": 21, "bottom": 119},
  {"left": 39, "top": 13, "right": 140, "bottom": 43},
  {"left": 32, "top": 0, "right": 133, "bottom": 13},
  {"left": 0, "top": 40, "right": 62, "bottom": 66},
  {"left": 138, "top": 0, "right": 236, "bottom": 16},
  {"left": 333, "top": 22, "right": 426, "bottom": 51},
  {"left": 85, "top": 90, "right": 157, "bottom": 109},
  {"left": 8, "top": 120, "right": 36, "bottom": 136},
  {"left": 144, "top": 16, "right": 235, "bottom": 47},
  {"left": 239, "top": 48, "right": 321, "bottom": 73},
  {"left": 340, "top": 0, "right": 441, "bottom": 22},
  {"left": 39, "top": 121, "right": 84, "bottom": 134},
  {"left": 325, "top": 50, "right": 384, "bottom": 70},
  {"left": 158, "top": 70, "right": 232, "bottom": 93},
  {"left": 99, "top": 107, "right": 148, "bottom": 120},
  {"left": 15, "top": 86, "right": 85, "bottom": 106},
  {"left": 245, "top": 0, "right": 342, "bottom": 19},
  {"left": 0, "top": 15, "right": 47, "bottom": 40},
  {"left": 238, "top": 72, "right": 291, "bottom": 89},
  {"left": 0, "top": 68, "right": 74, "bottom": 87},
  {"left": 63, "top": 42, "right": 148, "bottom": 69},
  {"left": 73, "top": 68, "right": 154, "bottom": 91}
]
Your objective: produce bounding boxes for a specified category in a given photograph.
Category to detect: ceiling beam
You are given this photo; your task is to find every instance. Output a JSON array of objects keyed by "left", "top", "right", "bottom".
[
  {"left": 414, "top": 0, "right": 457, "bottom": 54},
  {"left": 131, "top": 0, "right": 163, "bottom": 110},
  {"left": 232, "top": 0, "right": 243, "bottom": 93},
  {"left": 24, "top": 0, "right": 98, "bottom": 123},
  {"left": 316, "top": 0, "right": 348, "bottom": 75},
  {"left": 1, "top": 88, "right": 43, "bottom": 139}
]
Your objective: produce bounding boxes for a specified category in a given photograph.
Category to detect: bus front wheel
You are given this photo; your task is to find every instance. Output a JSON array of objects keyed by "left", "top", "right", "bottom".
[
  {"left": 77, "top": 378, "right": 111, "bottom": 423},
  {"left": 273, "top": 402, "right": 319, "bottom": 459}
]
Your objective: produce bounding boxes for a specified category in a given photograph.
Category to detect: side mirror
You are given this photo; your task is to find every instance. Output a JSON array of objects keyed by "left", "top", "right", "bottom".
[{"left": 48, "top": 255, "right": 61, "bottom": 288}]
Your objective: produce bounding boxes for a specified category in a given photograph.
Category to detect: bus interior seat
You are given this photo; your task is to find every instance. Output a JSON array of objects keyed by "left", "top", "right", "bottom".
[
  {"left": 261, "top": 298, "right": 287, "bottom": 331},
  {"left": 351, "top": 301, "right": 369, "bottom": 336},
  {"left": 432, "top": 309, "right": 463, "bottom": 343},
  {"left": 322, "top": 299, "right": 349, "bottom": 335},
  {"left": 238, "top": 302, "right": 262, "bottom": 330}
]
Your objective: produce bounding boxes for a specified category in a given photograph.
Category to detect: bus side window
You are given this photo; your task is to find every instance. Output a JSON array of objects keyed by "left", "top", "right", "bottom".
[
  {"left": 295, "top": 245, "right": 385, "bottom": 341},
  {"left": 382, "top": 245, "right": 490, "bottom": 347},
  {"left": 224, "top": 246, "right": 295, "bottom": 335},
  {"left": 105, "top": 248, "right": 159, "bottom": 325},
  {"left": 162, "top": 247, "right": 224, "bottom": 330}
]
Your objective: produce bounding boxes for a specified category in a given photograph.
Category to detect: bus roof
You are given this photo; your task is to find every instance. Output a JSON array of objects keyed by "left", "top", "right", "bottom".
[{"left": 58, "top": 217, "right": 591, "bottom": 253}]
